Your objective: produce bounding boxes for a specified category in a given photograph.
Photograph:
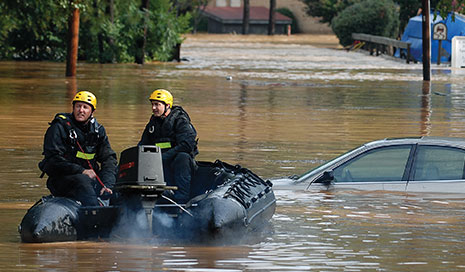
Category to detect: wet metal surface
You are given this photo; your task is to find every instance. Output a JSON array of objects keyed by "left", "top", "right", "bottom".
[{"left": 2, "top": 34, "right": 465, "bottom": 270}]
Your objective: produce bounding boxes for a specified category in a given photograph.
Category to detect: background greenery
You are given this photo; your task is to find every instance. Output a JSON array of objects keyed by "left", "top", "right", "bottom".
[{"left": 0, "top": 0, "right": 192, "bottom": 63}]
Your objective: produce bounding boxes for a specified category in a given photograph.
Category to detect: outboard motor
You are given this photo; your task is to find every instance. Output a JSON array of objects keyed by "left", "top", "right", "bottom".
[
  {"left": 113, "top": 145, "right": 175, "bottom": 234},
  {"left": 117, "top": 145, "right": 166, "bottom": 187}
]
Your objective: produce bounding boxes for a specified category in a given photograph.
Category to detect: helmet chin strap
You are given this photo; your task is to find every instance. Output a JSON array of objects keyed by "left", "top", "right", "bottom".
[
  {"left": 87, "top": 114, "right": 94, "bottom": 123},
  {"left": 82, "top": 113, "right": 94, "bottom": 124},
  {"left": 162, "top": 104, "right": 171, "bottom": 117}
]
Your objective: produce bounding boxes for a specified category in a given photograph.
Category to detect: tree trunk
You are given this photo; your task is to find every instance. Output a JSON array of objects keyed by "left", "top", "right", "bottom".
[
  {"left": 66, "top": 1, "right": 80, "bottom": 77},
  {"left": 93, "top": 0, "right": 105, "bottom": 63},
  {"left": 242, "top": 0, "right": 250, "bottom": 35},
  {"left": 66, "top": 76, "right": 78, "bottom": 99},
  {"left": 107, "top": 0, "right": 114, "bottom": 23},
  {"left": 422, "top": 0, "right": 431, "bottom": 81},
  {"left": 172, "top": 43, "right": 181, "bottom": 62},
  {"left": 268, "top": 0, "right": 276, "bottom": 35},
  {"left": 105, "top": 0, "right": 115, "bottom": 62},
  {"left": 135, "top": 0, "right": 149, "bottom": 64}
]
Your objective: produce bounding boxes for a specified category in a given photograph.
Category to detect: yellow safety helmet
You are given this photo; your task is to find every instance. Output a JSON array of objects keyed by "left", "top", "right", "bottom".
[
  {"left": 73, "top": 91, "right": 97, "bottom": 110},
  {"left": 149, "top": 89, "right": 173, "bottom": 108}
]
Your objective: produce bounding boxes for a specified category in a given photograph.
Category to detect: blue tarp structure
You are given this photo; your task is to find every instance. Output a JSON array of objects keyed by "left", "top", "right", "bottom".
[{"left": 396, "top": 12, "right": 465, "bottom": 63}]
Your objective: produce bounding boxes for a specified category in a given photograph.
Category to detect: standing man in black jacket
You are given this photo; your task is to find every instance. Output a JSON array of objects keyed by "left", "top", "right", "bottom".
[
  {"left": 139, "top": 89, "right": 198, "bottom": 203},
  {"left": 39, "top": 91, "right": 117, "bottom": 206}
]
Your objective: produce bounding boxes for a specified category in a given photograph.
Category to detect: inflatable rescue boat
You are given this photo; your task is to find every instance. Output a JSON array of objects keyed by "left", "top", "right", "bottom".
[{"left": 19, "top": 146, "right": 276, "bottom": 243}]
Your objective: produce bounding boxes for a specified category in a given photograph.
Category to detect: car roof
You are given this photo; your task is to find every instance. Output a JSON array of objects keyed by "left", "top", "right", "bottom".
[{"left": 364, "top": 136, "right": 465, "bottom": 149}]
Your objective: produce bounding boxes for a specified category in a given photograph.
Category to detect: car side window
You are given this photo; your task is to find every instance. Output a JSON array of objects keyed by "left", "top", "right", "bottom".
[
  {"left": 412, "top": 146, "right": 465, "bottom": 181},
  {"left": 333, "top": 145, "right": 412, "bottom": 182}
]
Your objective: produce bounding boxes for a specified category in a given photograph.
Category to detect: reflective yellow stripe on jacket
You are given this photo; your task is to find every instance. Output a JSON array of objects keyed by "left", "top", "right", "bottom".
[
  {"left": 76, "top": 151, "right": 96, "bottom": 160},
  {"left": 155, "top": 142, "right": 172, "bottom": 149}
]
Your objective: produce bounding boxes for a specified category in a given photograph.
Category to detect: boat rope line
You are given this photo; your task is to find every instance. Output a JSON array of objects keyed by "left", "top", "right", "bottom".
[
  {"left": 223, "top": 169, "right": 270, "bottom": 209},
  {"left": 160, "top": 195, "right": 193, "bottom": 217},
  {"left": 73, "top": 136, "right": 107, "bottom": 189}
]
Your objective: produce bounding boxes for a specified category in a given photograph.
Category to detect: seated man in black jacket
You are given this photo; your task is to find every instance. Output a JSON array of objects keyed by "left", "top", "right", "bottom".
[
  {"left": 138, "top": 89, "right": 198, "bottom": 203},
  {"left": 39, "top": 91, "right": 117, "bottom": 206}
]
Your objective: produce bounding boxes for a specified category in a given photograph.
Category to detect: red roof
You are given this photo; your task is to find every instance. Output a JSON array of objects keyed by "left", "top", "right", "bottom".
[{"left": 203, "top": 6, "right": 292, "bottom": 23}]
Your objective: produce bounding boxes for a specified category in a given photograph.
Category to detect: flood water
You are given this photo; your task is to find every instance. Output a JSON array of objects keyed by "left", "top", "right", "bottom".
[{"left": 2, "top": 34, "right": 465, "bottom": 270}]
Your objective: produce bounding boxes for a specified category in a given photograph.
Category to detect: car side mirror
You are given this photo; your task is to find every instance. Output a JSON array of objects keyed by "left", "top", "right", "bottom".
[{"left": 315, "top": 170, "right": 334, "bottom": 185}]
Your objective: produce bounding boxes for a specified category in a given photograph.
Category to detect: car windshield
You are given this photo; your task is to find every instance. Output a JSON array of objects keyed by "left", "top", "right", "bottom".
[{"left": 297, "top": 145, "right": 364, "bottom": 182}]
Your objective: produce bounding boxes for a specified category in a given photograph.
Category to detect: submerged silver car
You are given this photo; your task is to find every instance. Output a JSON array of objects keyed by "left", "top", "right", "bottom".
[{"left": 293, "top": 137, "right": 465, "bottom": 194}]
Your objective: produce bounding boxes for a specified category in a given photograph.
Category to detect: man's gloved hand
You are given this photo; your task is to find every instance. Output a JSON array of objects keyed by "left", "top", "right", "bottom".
[
  {"left": 99, "top": 187, "right": 113, "bottom": 200},
  {"left": 162, "top": 149, "right": 176, "bottom": 161}
]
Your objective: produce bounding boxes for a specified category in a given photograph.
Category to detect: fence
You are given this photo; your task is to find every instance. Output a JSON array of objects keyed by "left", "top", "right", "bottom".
[{"left": 351, "top": 33, "right": 412, "bottom": 64}]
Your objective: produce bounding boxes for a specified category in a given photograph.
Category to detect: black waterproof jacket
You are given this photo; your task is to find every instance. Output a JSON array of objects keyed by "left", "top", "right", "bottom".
[
  {"left": 138, "top": 106, "right": 198, "bottom": 160},
  {"left": 39, "top": 113, "right": 117, "bottom": 188}
]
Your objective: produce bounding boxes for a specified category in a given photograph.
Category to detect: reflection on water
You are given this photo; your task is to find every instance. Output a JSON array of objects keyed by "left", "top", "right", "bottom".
[
  {"left": 13, "top": 243, "right": 253, "bottom": 271},
  {"left": 2, "top": 34, "right": 465, "bottom": 270}
]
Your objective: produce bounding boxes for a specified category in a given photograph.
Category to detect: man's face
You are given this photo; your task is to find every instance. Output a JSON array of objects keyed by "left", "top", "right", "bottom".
[
  {"left": 151, "top": 100, "right": 166, "bottom": 117},
  {"left": 73, "top": 101, "right": 93, "bottom": 122}
]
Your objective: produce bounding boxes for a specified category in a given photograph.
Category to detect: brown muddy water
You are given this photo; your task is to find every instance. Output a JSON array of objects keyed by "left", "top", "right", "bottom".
[{"left": 2, "top": 34, "right": 465, "bottom": 271}]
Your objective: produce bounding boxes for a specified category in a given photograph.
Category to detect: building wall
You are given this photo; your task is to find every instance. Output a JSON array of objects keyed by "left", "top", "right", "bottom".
[
  {"left": 209, "top": 0, "right": 333, "bottom": 34},
  {"left": 214, "top": 0, "right": 241, "bottom": 7}
]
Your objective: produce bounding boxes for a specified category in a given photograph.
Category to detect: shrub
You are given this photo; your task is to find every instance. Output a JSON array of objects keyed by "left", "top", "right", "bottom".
[
  {"left": 276, "top": 8, "right": 300, "bottom": 34},
  {"left": 331, "top": 0, "right": 399, "bottom": 46}
]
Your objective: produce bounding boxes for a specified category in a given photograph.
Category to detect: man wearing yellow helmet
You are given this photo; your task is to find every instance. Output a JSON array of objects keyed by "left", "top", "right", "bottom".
[
  {"left": 39, "top": 91, "right": 117, "bottom": 206},
  {"left": 139, "top": 89, "right": 198, "bottom": 204}
]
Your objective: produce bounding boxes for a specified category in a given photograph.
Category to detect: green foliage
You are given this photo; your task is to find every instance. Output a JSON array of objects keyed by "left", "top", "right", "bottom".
[
  {"left": 300, "top": 0, "right": 361, "bottom": 24},
  {"left": 0, "top": 2, "right": 17, "bottom": 58},
  {"left": 191, "top": 15, "right": 208, "bottom": 33},
  {"left": 182, "top": 0, "right": 209, "bottom": 33},
  {"left": 434, "top": 0, "right": 465, "bottom": 20},
  {"left": 396, "top": 0, "right": 441, "bottom": 32},
  {"left": 145, "top": 0, "right": 191, "bottom": 61},
  {"left": 0, "top": 0, "right": 68, "bottom": 60},
  {"left": 397, "top": 0, "right": 421, "bottom": 32},
  {"left": 79, "top": 1, "right": 141, "bottom": 63},
  {"left": 0, "top": 0, "right": 192, "bottom": 63},
  {"left": 331, "top": 0, "right": 399, "bottom": 46},
  {"left": 276, "top": 8, "right": 300, "bottom": 33}
]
